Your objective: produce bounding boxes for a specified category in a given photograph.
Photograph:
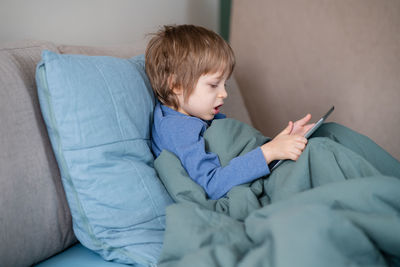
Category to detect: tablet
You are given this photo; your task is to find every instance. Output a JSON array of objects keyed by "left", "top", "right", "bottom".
[{"left": 269, "top": 106, "right": 335, "bottom": 172}]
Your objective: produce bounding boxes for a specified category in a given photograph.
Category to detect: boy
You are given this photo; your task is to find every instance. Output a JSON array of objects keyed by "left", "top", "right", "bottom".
[{"left": 145, "top": 25, "right": 317, "bottom": 200}]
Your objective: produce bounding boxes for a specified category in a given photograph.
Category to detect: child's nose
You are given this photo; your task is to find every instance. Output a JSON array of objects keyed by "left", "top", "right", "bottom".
[{"left": 219, "top": 87, "right": 228, "bottom": 99}]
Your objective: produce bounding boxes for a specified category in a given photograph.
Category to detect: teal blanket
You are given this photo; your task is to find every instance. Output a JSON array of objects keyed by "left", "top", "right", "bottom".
[{"left": 154, "top": 119, "right": 400, "bottom": 267}]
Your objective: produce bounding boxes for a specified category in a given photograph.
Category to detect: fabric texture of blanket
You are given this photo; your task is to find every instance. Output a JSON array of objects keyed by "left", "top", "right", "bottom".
[{"left": 154, "top": 119, "right": 400, "bottom": 267}]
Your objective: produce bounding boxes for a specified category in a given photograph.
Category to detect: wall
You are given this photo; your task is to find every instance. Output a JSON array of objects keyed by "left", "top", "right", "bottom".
[
  {"left": 231, "top": 0, "right": 400, "bottom": 160},
  {"left": 0, "top": 0, "right": 219, "bottom": 48}
]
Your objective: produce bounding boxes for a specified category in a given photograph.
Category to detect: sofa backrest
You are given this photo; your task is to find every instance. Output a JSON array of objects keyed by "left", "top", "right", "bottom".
[
  {"left": 0, "top": 41, "right": 77, "bottom": 267},
  {"left": 230, "top": 0, "right": 400, "bottom": 160}
]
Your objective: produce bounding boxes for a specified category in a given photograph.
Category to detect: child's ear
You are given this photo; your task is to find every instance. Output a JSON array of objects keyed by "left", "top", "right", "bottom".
[
  {"left": 168, "top": 75, "right": 178, "bottom": 92},
  {"left": 168, "top": 75, "right": 183, "bottom": 96},
  {"left": 172, "top": 86, "right": 183, "bottom": 95}
]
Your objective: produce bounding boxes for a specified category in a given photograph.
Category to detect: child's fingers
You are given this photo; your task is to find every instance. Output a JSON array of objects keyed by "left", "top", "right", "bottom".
[
  {"left": 301, "top": 123, "right": 315, "bottom": 135},
  {"left": 288, "top": 150, "right": 302, "bottom": 161},
  {"left": 278, "top": 121, "right": 294, "bottom": 136},
  {"left": 294, "top": 135, "right": 308, "bottom": 144},
  {"left": 305, "top": 123, "right": 315, "bottom": 130},
  {"left": 294, "top": 142, "right": 306, "bottom": 151},
  {"left": 295, "top": 113, "right": 312, "bottom": 126},
  {"left": 288, "top": 141, "right": 307, "bottom": 160}
]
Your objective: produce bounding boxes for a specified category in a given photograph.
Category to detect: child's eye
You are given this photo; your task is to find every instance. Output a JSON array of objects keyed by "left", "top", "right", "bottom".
[{"left": 210, "top": 84, "right": 218, "bottom": 88}]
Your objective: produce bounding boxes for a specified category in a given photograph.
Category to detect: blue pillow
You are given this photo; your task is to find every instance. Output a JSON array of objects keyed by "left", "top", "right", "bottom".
[{"left": 36, "top": 51, "right": 173, "bottom": 266}]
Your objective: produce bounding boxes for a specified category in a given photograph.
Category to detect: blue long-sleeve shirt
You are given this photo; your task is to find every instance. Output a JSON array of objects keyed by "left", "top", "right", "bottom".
[{"left": 151, "top": 103, "right": 270, "bottom": 199}]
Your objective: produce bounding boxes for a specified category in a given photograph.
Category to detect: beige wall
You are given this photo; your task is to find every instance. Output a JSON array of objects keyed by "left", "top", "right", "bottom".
[
  {"left": 231, "top": 0, "right": 400, "bottom": 160},
  {"left": 0, "top": 0, "right": 218, "bottom": 48}
]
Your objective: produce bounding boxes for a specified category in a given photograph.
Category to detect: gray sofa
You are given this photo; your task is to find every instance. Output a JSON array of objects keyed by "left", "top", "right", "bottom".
[{"left": 0, "top": 40, "right": 251, "bottom": 266}]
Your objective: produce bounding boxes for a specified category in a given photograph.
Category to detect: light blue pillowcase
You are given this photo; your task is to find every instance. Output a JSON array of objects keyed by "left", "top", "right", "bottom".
[{"left": 36, "top": 51, "right": 173, "bottom": 266}]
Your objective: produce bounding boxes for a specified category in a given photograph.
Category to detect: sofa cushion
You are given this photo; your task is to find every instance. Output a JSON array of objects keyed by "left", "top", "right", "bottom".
[
  {"left": 36, "top": 50, "right": 173, "bottom": 266},
  {"left": 0, "top": 41, "right": 77, "bottom": 267},
  {"left": 35, "top": 244, "right": 129, "bottom": 267}
]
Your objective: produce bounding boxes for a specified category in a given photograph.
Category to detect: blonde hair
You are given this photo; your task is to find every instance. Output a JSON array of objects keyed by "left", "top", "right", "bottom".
[{"left": 145, "top": 24, "right": 235, "bottom": 109}]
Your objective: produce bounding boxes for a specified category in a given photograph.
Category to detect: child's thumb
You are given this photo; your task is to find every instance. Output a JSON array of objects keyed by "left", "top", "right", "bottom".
[{"left": 280, "top": 121, "right": 293, "bottom": 135}]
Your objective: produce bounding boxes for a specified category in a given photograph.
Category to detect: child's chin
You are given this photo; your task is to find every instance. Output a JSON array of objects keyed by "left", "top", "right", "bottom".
[{"left": 202, "top": 115, "right": 214, "bottom": 121}]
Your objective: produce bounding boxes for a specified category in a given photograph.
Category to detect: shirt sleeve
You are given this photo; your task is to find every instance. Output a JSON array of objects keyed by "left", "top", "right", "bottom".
[{"left": 161, "top": 116, "right": 270, "bottom": 200}]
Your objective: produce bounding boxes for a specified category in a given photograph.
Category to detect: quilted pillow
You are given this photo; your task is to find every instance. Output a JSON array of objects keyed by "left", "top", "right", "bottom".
[{"left": 36, "top": 51, "right": 173, "bottom": 266}]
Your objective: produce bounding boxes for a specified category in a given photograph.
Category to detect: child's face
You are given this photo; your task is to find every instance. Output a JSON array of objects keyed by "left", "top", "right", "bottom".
[{"left": 175, "top": 72, "right": 228, "bottom": 121}]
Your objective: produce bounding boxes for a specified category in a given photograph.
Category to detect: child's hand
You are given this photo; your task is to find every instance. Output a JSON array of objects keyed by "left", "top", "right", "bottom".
[
  {"left": 261, "top": 121, "right": 308, "bottom": 164},
  {"left": 291, "top": 114, "right": 315, "bottom": 136}
]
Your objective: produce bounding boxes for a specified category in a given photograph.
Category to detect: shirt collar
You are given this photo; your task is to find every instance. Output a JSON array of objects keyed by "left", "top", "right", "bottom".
[{"left": 158, "top": 102, "right": 225, "bottom": 126}]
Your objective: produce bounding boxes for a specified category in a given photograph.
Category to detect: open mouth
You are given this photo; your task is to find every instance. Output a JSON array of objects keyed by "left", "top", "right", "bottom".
[{"left": 214, "top": 104, "right": 223, "bottom": 114}]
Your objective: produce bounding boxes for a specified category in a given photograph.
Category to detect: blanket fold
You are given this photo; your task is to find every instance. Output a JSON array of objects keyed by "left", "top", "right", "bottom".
[{"left": 154, "top": 119, "right": 400, "bottom": 267}]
